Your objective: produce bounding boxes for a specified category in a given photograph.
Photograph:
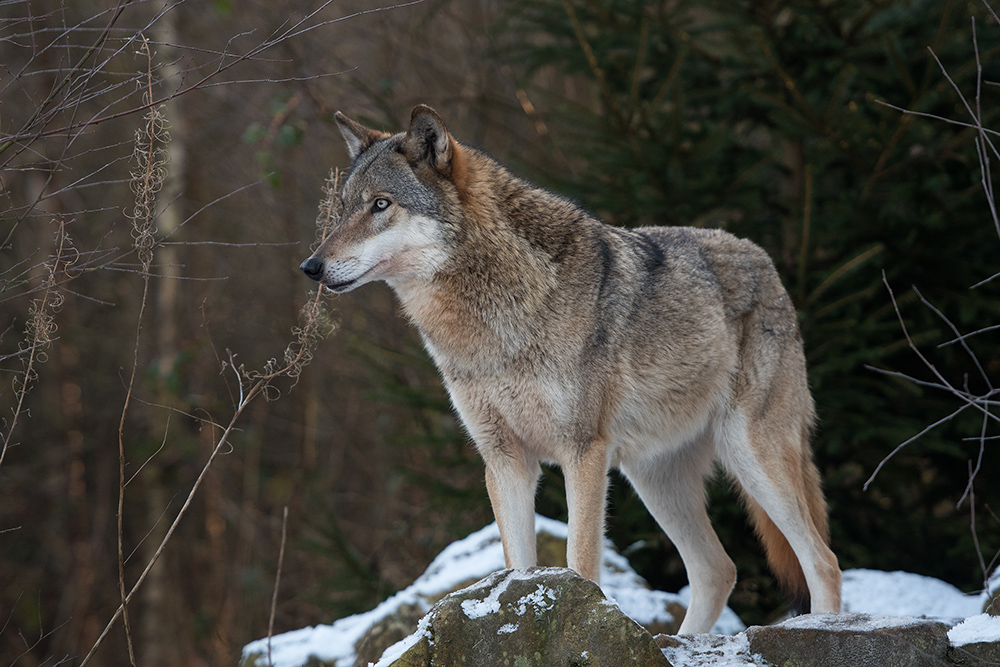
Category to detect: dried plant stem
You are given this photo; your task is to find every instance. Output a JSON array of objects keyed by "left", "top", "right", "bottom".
[
  {"left": 0, "top": 222, "right": 68, "bottom": 471},
  {"left": 267, "top": 506, "right": 290, "bottom": 666},
  {"left": 562, "top": 0, "right": 619, "bottom": 120},
  {"left": 115, "top": 37, "right": 170, "bottom": 666},
  {"left": 117, "top": 291, "right": 145, "bottom": 667}
]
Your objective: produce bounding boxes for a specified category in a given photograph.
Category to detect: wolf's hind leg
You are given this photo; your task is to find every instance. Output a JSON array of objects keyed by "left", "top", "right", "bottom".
[
  {"left": 620, "top": 441, "right": 737, "bottom": 634},
  {"left": 485, "top": 454, "right": 541, "bottom": 570},
  {"left": 718, "top": 409, "right": 841, "bottom": 615}
]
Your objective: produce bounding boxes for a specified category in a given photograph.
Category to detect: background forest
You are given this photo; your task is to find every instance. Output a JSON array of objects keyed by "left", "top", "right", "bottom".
[{"left": 2, "top": 0, "right": 999, "bottom": 665}]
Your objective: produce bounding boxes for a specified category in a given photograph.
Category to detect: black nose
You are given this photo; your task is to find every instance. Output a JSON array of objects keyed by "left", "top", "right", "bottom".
[{"left": 300, "top": 257, "right": 323, "bottom": 280}]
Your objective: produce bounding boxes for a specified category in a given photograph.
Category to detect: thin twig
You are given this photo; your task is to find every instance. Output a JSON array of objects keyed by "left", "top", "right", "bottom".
[
  {"left": 965, "top": 464, "right": 989, "bottom": 584},
  {"left": 912, "top": 286, "right": 994, "bottom": 394},
  {"left": 267, "top": 506, "right": 290, "bottom": 666},
  {"left": 873, "top": 99, "right": 1000, "bottom": 141},
  {"left": 959, "top": 410, "right": 990, "bottom": 507},
  {"left": 863, "top": 401, "right": 974, "bottom": 491},
  {"left": 938, "top": 322, "right": 1000, "bottom": 346}
]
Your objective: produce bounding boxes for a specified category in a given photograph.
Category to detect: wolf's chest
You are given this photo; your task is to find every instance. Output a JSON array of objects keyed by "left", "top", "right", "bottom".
[{"left": 435, "top": 354, "right": 581, "bottom": 459}]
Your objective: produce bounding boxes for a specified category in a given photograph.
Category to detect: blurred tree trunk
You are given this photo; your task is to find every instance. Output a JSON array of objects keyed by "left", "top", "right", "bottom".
[{"left": 138, "top": 7, "right": 188, "bottom": 666}]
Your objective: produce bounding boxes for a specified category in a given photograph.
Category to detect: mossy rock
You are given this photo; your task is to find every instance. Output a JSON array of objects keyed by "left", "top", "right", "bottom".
[{"left": 386, "top": 567, "right": 672, "bottom": 667}]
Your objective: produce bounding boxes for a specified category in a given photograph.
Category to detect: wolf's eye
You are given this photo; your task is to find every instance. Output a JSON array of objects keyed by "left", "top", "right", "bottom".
[{"left": 371, "top": 198, "right": 391, "bottom": 213}]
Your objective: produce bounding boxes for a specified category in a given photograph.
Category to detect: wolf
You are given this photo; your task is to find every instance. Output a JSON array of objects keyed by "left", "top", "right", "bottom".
[{"left": 300, "top": 105, "right": 841, "bottom": 633}]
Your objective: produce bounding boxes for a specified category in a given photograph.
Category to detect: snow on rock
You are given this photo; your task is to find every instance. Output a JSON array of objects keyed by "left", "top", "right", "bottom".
[
  {"left": 658, "top": 633, "right": 767, "bottom": 667},
  {"left": 948, "top": 613, "right": 1000, "bottom": 646},
  {"left": 458, "top": 573, "right": 511, "bottom": 619},
  {"left": 513, "top": 582, "right": 558, "bottom": 615},
  {"left": 767, "top": 612, "right": 942, "bottom": 632},
  {"left": 840, "top": 568, "right": 984, "bottom": 621},
  {"left": 370, "top": 614, "right": 432, "bottom": 667}
]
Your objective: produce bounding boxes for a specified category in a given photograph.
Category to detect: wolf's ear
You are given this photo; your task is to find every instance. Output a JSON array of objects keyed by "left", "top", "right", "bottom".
[
  {"left": 401, "top": 105, "right": 454, "bottom": 175},
  {"left": 335, "top": 112, "right": 390, "bottom": 161}
]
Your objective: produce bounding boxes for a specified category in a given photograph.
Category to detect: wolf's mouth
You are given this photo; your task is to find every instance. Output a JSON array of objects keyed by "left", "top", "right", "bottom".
[{"left": 323, "top": 278, "right": 358, "bottom": 293}]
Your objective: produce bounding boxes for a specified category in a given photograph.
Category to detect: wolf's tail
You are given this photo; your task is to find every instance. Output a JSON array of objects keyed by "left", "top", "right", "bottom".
[{"left": 739, "top": 455, "right": 830, "bottom": 612}]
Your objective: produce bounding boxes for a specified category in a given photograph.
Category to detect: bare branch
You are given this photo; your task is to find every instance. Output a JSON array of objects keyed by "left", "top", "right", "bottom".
[{"left": 864, "top": 272, "right": 1000, "bottom": 490}]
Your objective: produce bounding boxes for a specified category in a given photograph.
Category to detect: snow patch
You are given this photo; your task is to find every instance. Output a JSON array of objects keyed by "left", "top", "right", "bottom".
[
  {"left": 461, "top": 573, "right": 513, "bottom": 619},
  {"left": 515, "top": 584, "right": 557, "bottom": 616},
  {"left": 408, "top": 523, "right": 507, "bottom": 598},
  {"left": 840, "top": 569, "right": 983, "bottom": 620},
  {"left": 497, "top": 622, "right": 518, "bottom": 634},
  {"left": 948, "top": 614, "right": 1000, "bottom": 646},
  {"left": 775, "top": 612, "right": 932, "bottom": 632},
  {"left": 659, "top": 633, "right": 766, "bottom": 667}
]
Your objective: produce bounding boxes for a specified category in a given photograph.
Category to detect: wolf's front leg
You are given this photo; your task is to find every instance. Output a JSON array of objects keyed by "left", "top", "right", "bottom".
[
  {"left": 484, "top": 453, "right": 541, "bottom": 569},
  {"left": 562, "top": 440, "right": 609, "bottom": 583}
]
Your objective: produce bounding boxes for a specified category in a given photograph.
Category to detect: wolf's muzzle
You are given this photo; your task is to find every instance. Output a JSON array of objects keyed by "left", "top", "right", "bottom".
[{"left": 300, "top": 257, "right": 323, "bottom": 281}]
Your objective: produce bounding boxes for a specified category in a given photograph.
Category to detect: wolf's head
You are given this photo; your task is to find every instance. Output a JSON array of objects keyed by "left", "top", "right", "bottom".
[{"left": 300, "top": 105, "right": 463, "bottom": 293}]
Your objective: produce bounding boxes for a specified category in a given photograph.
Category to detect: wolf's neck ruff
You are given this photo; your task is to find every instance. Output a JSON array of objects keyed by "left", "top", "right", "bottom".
[{"left": 299, "top": 105, "right": 842, "bottom": 634}]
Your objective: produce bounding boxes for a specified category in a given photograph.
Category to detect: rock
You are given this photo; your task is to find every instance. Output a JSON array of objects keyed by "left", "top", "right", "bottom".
[
  {"left": 746, "top": 613, "right": 951, "bottom": 667},
  {"left": 378, "top": 632, "right": 432, "bottom": 667},
  {"left": 986, "top": 590, "right": 1000, "bottom": 617},
  {"left": 383, "top": 567, "right": 672, "bottom": 667},
  {"left": 352, "top": 603, "right": 427, "bottom": 667},
  {"left": 302, "top": 658, "right": 335, "bottom": 667},
  {"left": 353, "top": 530, "right": 579, "bottom": 665},
  {"left": 536, "top": 529, "right": 570, "bottom": 569},
  {"left": 950, "top": 639, "right": 1000, "bottom": 666},
  {"left": 984, "top": 567, "right": 1000, "bottom": 616}
]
